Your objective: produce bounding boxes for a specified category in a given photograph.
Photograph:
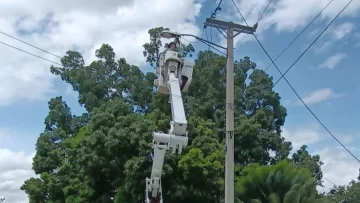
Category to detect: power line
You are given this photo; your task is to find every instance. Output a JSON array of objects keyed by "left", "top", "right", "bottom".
[
  {"left": 181, "top": 27, "right": 226, "bottom": 55},
  {"left": 264, "top": 0, "right": 335, "bottom": 72},
  {"left": 0, "top": 30, "right": 62, "bottom": 59},
  {"left": 182, "top": 35, "right": 226, "bottom": 56},
  {"left": 0, "top": 40, "right": 63, "bottom": 66},
  {"left": 257, "top": 0, "right": 273, "bottom": 23},
  {"left": 200, "top": 0, "right": 226, "bottom": 55},
  {"left": 183, "top": 27, "right": 205, "bottom": 44},
  {"left": 0, "top": 28, "right": 224, "bottom": 71},
  {"left": 211, "top": 0, "right": 224, "bottom": 19},
  {"left": 191, "top": 27, "right": 227, "bottom": 101},
  {"left": 201, "top": 0, "right": 224, "bottom": 53},
  {"left": 273, "top": 0, "right": 352, "bottom": 87},
  {"left": 192, "top": 28, "right": 214, "bottom": 98},
  {"left": 231, "top": 0, "right": 360, "bottom": 163},
  {"left": 323, "top": 177, "right": 336, "bottom": 186}
]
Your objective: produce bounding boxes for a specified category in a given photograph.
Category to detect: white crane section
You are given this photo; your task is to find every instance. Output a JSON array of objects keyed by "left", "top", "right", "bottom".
[
  {"left": 145, "top": 31, "right": 194, "bottom": 203},
  {"left": 168, "top": 71, "right": 187, "bottom": 136}
]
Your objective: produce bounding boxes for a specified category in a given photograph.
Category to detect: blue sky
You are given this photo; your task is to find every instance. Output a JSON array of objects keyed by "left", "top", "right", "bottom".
[{"left": 0, "top": 0, "right": 360, "bottom": 201}]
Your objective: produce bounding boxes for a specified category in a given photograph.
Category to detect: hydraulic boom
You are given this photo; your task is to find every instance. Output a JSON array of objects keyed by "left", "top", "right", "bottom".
[{"left": 145, "top": 31, "right": 194, "bottom": 203}]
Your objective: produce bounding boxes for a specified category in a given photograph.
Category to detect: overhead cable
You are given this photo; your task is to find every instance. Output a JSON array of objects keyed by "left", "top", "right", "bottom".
[
  {"left": 231, "top": 0, "right": 360, "bottom": 163},
  {"left": 0, "top": 30, "right": 62, "bottom": 59},
  {"left": 264, "top": 0, "right": 336, "bottom": 72},
  {"left": 0, "top": 40, "right": 62, "bottom": 66},
  {"left": 273, "top": 0, "right": 352, "bottom": 87}
]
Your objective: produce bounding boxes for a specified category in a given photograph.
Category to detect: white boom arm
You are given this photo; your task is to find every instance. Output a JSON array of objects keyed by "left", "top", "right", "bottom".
[
  {"left": 168, "top": 72, "right": 187, "bottom": 136},
  {"left": 145, "top": 33, "right": 194, "bottom": 203}
]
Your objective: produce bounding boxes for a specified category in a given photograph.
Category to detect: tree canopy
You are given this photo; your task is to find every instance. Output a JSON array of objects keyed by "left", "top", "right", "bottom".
[
  {"left": 235, "top": 160, "right": 328, "bottom": 203},
  {"left": 20, "top": 27, "right": 343, "bottom": 203}
]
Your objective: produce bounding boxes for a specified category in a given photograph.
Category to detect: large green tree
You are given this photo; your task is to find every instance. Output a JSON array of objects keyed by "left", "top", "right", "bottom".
[
  {"left": 292, "top": 145, "right": 324, "bottom": 186},
  {"left": 21, "top": 97, "right": 92, "bottom": 203},
  {"left": 21, "top": 26, "right": 324, "bottom": 203}
]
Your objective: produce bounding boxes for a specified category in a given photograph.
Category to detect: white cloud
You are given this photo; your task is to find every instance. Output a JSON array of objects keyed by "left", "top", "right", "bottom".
[
  {"left": 340, "top": 134, "right": 354, "bottom": 144},
  {"left": 282, "top": 88, "right": 344, "bottom": 107},
  {"left": 0, "top": 53, "right": 57, "bottom": 106},
  {"left": 281, "top": 99, "right": 292, "bottom": 106},
  {"left": 319, "top": 53, "right": 346, "bottom": 69},
  {"left": 315, "top": 22, "right": 354, "bottom": 54},
  {"left": 315, "top": 41, "right": 333, "bottom": 54},
  {"left": 266, "top": 1, "right": 360, "bottom": 32},
  {"left": 282, "top": 124, "right": 360, "bottom": 191},
  {"left": 328, "top": 132, "right": 354, "bottom": 145},
  {"left": 223, "top": 0, "right": 360, "bottom": 47},
  {"left": 332, "top": 22, "right": 354, "bottom": 40},
  {"left": 63, "top": 84, "right": 78, "bottom": 99},
  {"left": 282, "top": 123, "right": 357, "bottom": 152},
  {"left": 353, "top": 32, "right": 360, "bottom": 47},
  {"left": 308, "top": 28, "right": 321, "bottom": 39},
  {"left": 299, "top": 88, "right": 343, "bottom": 105},
  {"left": 0, "top": 148, "right": 36, "bottom": 203},
  {"left": 0, "top": 0, "right": 202, "bottom": 106},
  {"left": 282, "top": 124, "right": 322, "bottom": 151},
  {"left": 314, "top": 147, "right": 360, "bottom": 191}
]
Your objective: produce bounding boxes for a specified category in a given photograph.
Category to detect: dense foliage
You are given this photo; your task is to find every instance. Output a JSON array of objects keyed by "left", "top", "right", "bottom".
[
  {"left": 20, "top": 27, "right": 356, "bottom": 203},
  {"left": 235, "top": 160, "right": 328, "bottom": 203}
]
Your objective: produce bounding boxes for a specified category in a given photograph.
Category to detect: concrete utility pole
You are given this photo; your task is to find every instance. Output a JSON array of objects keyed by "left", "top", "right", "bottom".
[{"left": 204, "top": 18, "right": 256, "bottom": 203}]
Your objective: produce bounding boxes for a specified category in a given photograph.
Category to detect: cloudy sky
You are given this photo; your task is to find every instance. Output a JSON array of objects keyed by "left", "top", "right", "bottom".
[{"left": 0, "top": 0, "right": 360, "bottom": 202}]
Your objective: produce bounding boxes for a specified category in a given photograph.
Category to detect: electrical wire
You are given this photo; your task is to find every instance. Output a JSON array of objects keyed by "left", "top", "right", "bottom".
[
  {"left": 191, "top": 27, "right": 227, "bottom": 101},
  {"left": 215, "top": 0, "right": 223, "bottom": 12},
  {"left": 211, "top": 0, "right": 224, "bottom": 19},
  {"left": 182, "top": 36, "right": 226, "bottom": 56},
  {"left": 0, "top": 28, "right": 224, "bottom": 66},
  {"left": 323, "top": 177, "right": 336, "bottom": 186},
  {"left": 183, "top": 27, "right": 205, "bottom": 44},
  {"left": 181, "top": 27, "right": 226, "bottom": 55},
  {"left": 257, "top": 0, "right": 273, "bottom": 23},
  {"left": 264, "top": 0, "right": 336, "bottom": 72},
  {"left": 193, "top": 28, "right": 213, "bottom": 97},
  {"left": 273, "top": 0, "right": 352, "bottom": 87},
  {"left": 0, "top": 30, "right": 62, "bottom": 59},
  {"left": 0, "top": 40, "right": 63, "bottom": 66},
  {"left": 231, "top": 0, "right": 360, "bottom": 163}
]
